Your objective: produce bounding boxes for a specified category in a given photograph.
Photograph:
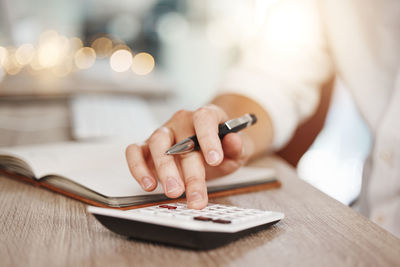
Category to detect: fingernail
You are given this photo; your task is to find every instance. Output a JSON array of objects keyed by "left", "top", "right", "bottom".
[
  {"left": 166, "top": 177, "right": 180, "bottom": 194},
  {"left": 188, "top": 192, "right": 203, "bottom": 204},
  {"left": 207, "top": 150, "right": 220, "bottom": 165},
  {"left": 141, "top": 177, "right": 154, "bottom": 190}
]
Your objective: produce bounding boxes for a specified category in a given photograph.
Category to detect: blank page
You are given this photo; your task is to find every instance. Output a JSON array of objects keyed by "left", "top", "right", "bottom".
[{"left": 0, "top": 141, "right": 274, "bottom": 197}]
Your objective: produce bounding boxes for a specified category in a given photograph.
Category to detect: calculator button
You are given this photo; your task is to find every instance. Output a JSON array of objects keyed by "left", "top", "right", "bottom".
[
  {"left": 231, "top": 217, "right": 247, "bottom": 223},
  {"left": 172, "top": 214, "right": 191, "bottom": 220},
  {"left": 194, "top": 216, "right": 213, "bottom": 222},
  {"left": 212, "top": 219, "right": 231, "bottom": 224},
  {"left": 159, "top": 205, "right": 177, "bottom": 209}
]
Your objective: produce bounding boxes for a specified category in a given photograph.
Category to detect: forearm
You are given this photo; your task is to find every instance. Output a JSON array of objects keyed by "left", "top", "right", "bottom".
[{"left": 211, "top": 93, "right": 274, "bottom": 159}]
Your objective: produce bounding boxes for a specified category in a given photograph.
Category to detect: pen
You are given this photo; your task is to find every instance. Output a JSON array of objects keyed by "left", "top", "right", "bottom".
[{"left": 165, "top": 113, "right": 257, "bottom": 155}]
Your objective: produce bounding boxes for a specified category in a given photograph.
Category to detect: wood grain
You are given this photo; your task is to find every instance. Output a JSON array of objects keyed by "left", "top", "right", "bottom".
[{"left": 1, "top": 156, "right": 399, "bottom": 267}]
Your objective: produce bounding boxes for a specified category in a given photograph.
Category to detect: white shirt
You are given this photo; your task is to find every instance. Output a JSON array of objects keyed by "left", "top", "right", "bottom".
[{"left": 222, "top": 0, "right": 400, "bottom": 237}]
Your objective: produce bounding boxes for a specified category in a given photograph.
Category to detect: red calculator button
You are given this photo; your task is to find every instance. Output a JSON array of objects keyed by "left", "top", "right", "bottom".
[
  {"left": 194, "top": 216, "right": 213, "bottom": 221},
  {"left": 212, "top": 219, "right": 231, "bottom": 224}
]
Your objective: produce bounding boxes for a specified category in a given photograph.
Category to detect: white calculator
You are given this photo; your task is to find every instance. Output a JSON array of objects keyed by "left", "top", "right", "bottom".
[{"left": 88, "top": 202, "right": 284, "bottom": 250}]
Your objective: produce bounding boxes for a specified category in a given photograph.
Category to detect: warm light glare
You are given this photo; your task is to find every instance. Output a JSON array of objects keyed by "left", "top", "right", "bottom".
[
  {"left": 0, "top": 30, "right": 156, "bottom": 78},
  {"left": 52, "top": 59, "right": 73, "bottom": 77},
  {"left": 110, "top": 49, "right": 133, "bottom": 72},
  {"left": 3, "top": 49, "right": 21, "bottom": 75},
  {"left": 15, "top": 44, "right": 35, "bottom": 65},
  {"left": 0, "top": 46, "right": 8, "bottom": 66},
  {"left": 69, "top": 37, "right": 83, "bottom": 52},
  {"left": 39, "top": 30, "right": 58, "bottom": 44},
  {"left": 264, "top": 4, "right": 312, "bottom": 47},
  {"left": 131, "top": 52, "right": 155, "bottom": 75},
  {"left": 91, "top": 37, "right": 113, "bottom": 58},
  {"left": 37, "top": 33, "right": 70, "bottom": 68},
  {"left": 74, "top": 47, "right": 96, "bottom": 69},
  {"left": 112, "top": 43, "right": 131, "bottom": 53},
  {"left": 30, "top": 55, "right": 43, "bottom": 71}
]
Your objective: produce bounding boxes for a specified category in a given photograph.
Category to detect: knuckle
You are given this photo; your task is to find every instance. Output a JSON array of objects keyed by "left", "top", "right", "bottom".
[
  {"left": 126, "top": 157, "right": 143, "bottom": 174},
  {"left": 155, "top": 157, "right": 171, "bottom": 170},
  {"left": 185, "top": 175, "right": 205, "bottom": 188},
  {"left": 125, "top": 144, "right": 139, "bottom": 155},
  {"left": 173, "top": 109, "right": 192, "bottom": 120},
  {"left": 203, "top": 104, "right": 221, "bottom": 113},
  {"left": 197, "top": 131, "right": 213, "bottom": 142},
  {"left": 150, "top": 127, "right": 169, "bottom": 141},
  {"left": 129, "top": 161, "right": 142, "bottom": 173},
  {"left": 193, "top": 106, "right": 212, "bottom": 121}
]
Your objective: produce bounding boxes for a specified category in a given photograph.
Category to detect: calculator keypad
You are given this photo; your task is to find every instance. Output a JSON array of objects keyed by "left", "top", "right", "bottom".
[
  {"left": 88, "top": 201, "right": 284, "bottom": 249},
  {"left": 133, "top": 203, "right": 271, "bottom": 225}
]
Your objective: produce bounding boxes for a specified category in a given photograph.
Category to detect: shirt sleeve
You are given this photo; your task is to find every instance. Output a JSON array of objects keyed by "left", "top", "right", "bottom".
[{"left": 219, "top": 0, "right": 333, "bottom": 149}]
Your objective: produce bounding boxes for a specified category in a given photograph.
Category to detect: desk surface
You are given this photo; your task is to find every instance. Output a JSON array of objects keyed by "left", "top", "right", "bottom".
[{"left": 1, "top": 157, "right": 399, "bottom": 267}]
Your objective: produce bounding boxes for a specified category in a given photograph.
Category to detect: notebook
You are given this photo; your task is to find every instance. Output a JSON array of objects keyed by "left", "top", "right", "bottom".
[{"left": 0, "top": 141, "right": 280, "bottom": 208}]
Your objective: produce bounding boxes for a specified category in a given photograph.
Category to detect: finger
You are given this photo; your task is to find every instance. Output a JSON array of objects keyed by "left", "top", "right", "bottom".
[
  {"left": 148, "top": 126, "right": 185, "bottom": 198},
  {"left": 192, "top": 105, "right": 228, "bottom": 166},
  {"left": 126, "top": 143, "right": 158, "bottom": 191},
  {"left": 167, "top": 110, "right": 209, "bottom": 209},
  {"left": 221, "top": 133, "right": 243, "bottom": 159},
  {"left": 179, "top": 152, "right": 208, "bottom": 209}
]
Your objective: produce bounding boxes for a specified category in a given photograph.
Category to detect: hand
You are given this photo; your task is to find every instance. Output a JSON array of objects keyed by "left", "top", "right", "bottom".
[{"left": 125, "top": 104, "right": 253, "bottom": 209}]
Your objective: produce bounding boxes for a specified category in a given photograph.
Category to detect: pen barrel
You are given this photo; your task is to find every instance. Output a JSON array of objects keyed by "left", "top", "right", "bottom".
[
  {"left": 187, "top": 114, "right": 257, "bottom": 152},
  {"left": 189, "top": 135, "right": 201, "bottom": 151},
  {"left": 188, "top": 123, "right": 230, "bottom": 151},
  {"left": 218, "top": 122, "right": 247, "bottom": 138},
  {"left": 190, "top": 122, "right": 249, "bottom": 151}
]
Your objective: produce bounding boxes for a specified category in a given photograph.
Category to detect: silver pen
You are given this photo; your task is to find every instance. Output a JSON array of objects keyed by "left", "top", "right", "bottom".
[{"left": 165, "top": 113, "right": 257, "bottom": 155}]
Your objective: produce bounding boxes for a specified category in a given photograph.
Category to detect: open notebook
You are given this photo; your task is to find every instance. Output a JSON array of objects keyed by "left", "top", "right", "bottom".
[{"left": 0, "top": 141, "right": 280, "bottom": 208}]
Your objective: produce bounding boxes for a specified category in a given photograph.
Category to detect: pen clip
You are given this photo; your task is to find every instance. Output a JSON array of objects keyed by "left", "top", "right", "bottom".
[{"left": 225, "top": 114, "right": 253, "bottom": 130}]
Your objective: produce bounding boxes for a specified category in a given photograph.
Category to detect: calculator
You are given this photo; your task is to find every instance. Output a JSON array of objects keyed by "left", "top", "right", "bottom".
[{"left": 88, "top": 202, "right": 284, "bottom": 250}]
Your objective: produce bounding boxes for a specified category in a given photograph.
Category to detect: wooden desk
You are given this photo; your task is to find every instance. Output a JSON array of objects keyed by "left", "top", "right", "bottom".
[{"left": 1, "top": 157, "right": 399, "bottom": 266}]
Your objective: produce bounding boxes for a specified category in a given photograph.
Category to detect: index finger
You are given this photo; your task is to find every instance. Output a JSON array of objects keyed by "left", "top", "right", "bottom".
[{"left": 192, "top": 104, "right": 228, "bottom": 166}]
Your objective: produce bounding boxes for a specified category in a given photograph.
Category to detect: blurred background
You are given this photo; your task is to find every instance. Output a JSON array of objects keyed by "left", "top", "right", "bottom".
[{"left": 0, "top": 0, "right": 371, "bottom": 206}]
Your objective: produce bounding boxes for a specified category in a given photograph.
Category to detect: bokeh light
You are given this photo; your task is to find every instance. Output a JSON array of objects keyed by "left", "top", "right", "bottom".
[
  {"left": 2, "top": 48, "right": 21, "bottom": 75},
  {"left": 52, "top": 59, "right": 74, "bottom": 77},
  {"left": 0, "top": 28, "right": 155, "bottom": 78},
  {"left": 131, "top": 52, "right": 155, "bottom": 75},
  {"left": 74, "top": 47, "right": 96, "bottom": 69},
  {"left": 69, "top": 37, "right": 83, "bottom": 53},
  {"left": 0, "top": 46, "right": 8, "bottom": 66},
  {"left": 110, "top": 49, "right": 133, "bottom": 72},
  {"left": 112, "top": 43, "right": 131, "bottom": 53},
  {"left": 37, "top": 32, "right": 70, "bottom": 68},
  {"left": 15, "top": 44, "right": 35, "bottom": 65},
  {"left": 39, "top": 30, "right": 59, "bottom": 44},
  {"left": 91, "top": 36, "right": 113, "bottom": 58}
]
